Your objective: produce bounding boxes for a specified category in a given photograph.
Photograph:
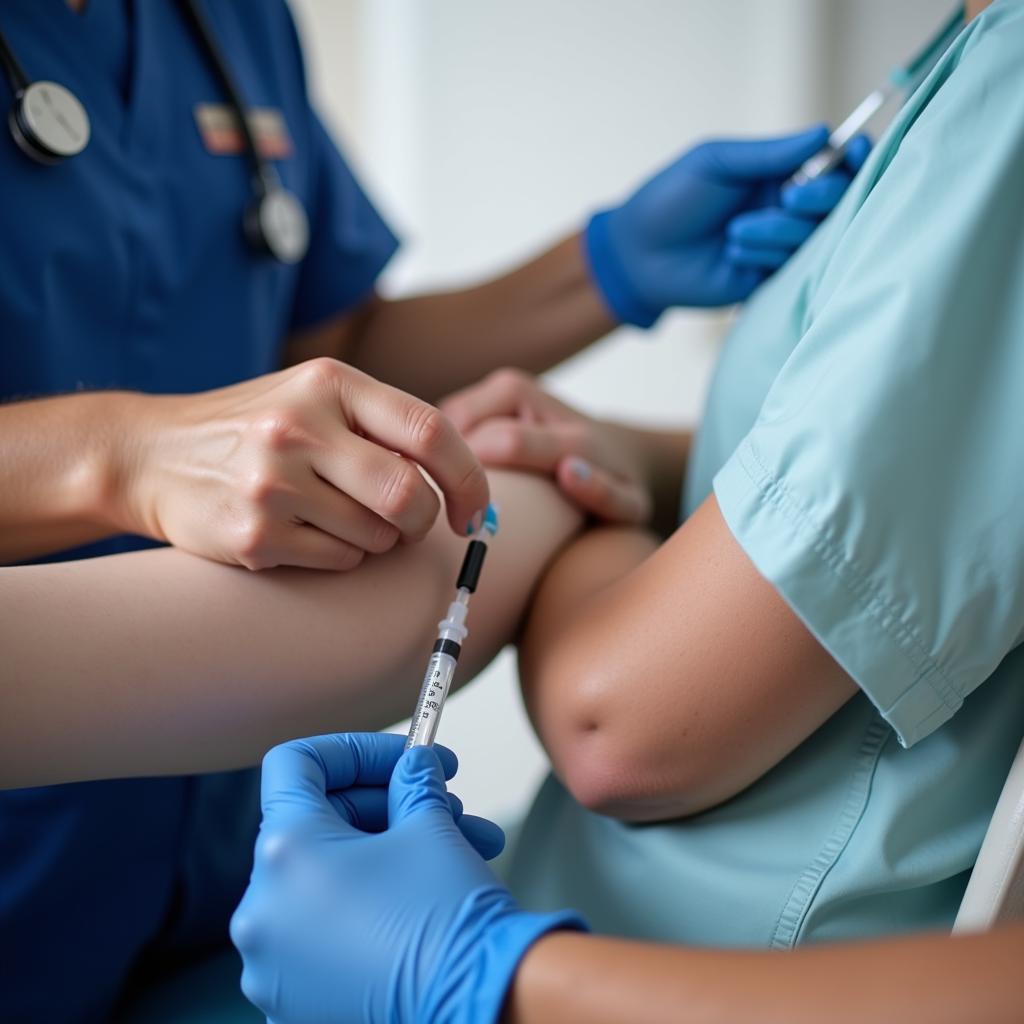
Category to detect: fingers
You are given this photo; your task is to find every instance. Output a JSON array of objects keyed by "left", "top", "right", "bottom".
[
  {"left": 340, "top": 370, "right": 489, "bottom": 537},
  {"left": 781, "top": 173, "right": 851, "bottom": 217},
  {"left": 260, "top": 734, "right": 461, "bottom": 836},
  {"left": 556, "top": 457, "right": 652, "bottom": 525},
  {"left": 440, "top": 368, "right": 563, "bottom": 437},
  {"left": 697, "top": 123, "right": 829, "bottom": 182},
  {"left": 440, "top": 370, "right": 529, "bottom": 435},
  {"left": 293, "top": 478, "right": 400, "bottom": 556},
  {"left": 843, "top": 133, "right": 872, "bottom": 173},
  {"left": 314, "top": 431, "right": 441, "bottom": 542},
  {"left": 325, "top": 786, "right": 464, "bottom": 833},
  {"left": 234, "top": 519, "right": 367, "bottom": 572},
  {"left": 388, "top": 745, "right": 457, "bottom": 827},
  {"left": 261, "top": 734, "right": 401, "bottom": 821},
  {"left": 323, "top": 786, "right": 504, "bottom": 858},
  {"left": 727, "top": 209, "right": 817, "bottom": 250},
  {"left": 780, "top": 135, "right": 871, "bottom": 217},
  {"left": 725, "top": 243, "right": 792, "bottom": 272},
  {"left": 456, "top": 814, "right": 506, "bottom": 861},
  {"left": 464, "top": 418, "right": 585, "bottom": 474}
]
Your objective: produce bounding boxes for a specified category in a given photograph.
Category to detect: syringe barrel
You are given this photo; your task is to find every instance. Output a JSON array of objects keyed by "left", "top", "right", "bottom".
[
  {"left": 790, "top": 145, "right": 843, "bottom": 187},
  {"left": 405, "top": 640, "right": 460, "bottom": 749}
]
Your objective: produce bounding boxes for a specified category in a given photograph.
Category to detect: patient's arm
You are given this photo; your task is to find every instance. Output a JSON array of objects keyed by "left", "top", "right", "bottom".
[
  {"left": 518, "top": 494, "right": 857, "bottom": 822},
  {"left": 0, "top": 470, "right": 580, "bottom": 789},
  {"left": 508, "top": 924, "right": 1024, "bottom": 1024}
]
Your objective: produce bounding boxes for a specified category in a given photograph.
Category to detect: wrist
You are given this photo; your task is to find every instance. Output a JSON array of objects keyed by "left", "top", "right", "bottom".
[
  {"left": 425, "top": 893, "right": 587, "bottom": 1024},
  {"left": 88, "top": 391, "right": 169, "bottom": 540},
  {"left": 583, "top": 211, "right": 662, "bottom": 329}
]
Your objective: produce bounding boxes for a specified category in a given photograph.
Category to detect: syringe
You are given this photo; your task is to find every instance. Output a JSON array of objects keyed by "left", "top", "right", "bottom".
[
  {"left": 405, "top": 504, "right": 499, "bottom": 749},
  {"left": 788, "top": 5, "right": 964, "bottom": 187}
]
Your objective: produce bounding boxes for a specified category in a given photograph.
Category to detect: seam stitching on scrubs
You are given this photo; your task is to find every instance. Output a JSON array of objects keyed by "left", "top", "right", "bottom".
[
  {"left": 737, "top": 439, "right": 964, "bottom": 724},
  {"left": 768, "top": 716, "right": 892, "bottom": 949}
]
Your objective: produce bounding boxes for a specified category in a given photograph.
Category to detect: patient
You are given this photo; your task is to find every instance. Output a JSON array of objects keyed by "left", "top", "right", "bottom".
[{"left": 439, "top": 0, "right": 1024, "bottom": 950}]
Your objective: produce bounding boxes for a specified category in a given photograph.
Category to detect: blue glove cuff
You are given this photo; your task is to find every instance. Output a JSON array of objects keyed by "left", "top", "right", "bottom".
[
  {"left": 584, "top": 210, "right": 663, "bottom": 329},
  {"left": 422, "top": 897, "right": 589, "bottom": 1024},
  {"left": 470, "top": 908, "right": 589, "bottom": 1024}
]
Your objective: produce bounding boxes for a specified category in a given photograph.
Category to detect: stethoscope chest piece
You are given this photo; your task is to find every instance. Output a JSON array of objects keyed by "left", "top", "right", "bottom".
[
  {"left": 9, "top": 79, "right": 90, "bottom": 165},
  {"left": 246, "top": 186, "right": 310, "bottom": 265}
]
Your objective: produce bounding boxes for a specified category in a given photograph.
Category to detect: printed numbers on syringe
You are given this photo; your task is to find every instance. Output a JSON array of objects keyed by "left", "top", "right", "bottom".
[{"left": 415, "top": 657, "right": 455, "bottom": 725}]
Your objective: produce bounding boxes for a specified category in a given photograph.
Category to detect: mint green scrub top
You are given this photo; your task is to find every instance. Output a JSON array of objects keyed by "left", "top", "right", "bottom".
[{"left": 505, "top": 1, "right": 1024, "bottom": 948}]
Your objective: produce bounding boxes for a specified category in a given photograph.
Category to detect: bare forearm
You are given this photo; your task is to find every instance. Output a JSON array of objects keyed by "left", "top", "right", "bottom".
[
  {"left": 0, "top": 470, "right": 581, "bottom": 788},
  {"left": 508, "top": 926, "right": 1024, "bottom": 1024},
  {"left": 350, "top": 234, "right": 616, "bottom": 401},
  {"left": 0, "top": 392, "right": 141, "bottom": 560}
]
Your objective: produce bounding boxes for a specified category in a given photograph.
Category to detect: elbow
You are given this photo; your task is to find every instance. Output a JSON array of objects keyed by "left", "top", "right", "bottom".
[
  {"left": 536, "top": 661, "right": 718, "bottom": 823},
  {"left": 558, "top": 727, "right": 711, "bottom": 823},
  {"left": 559, "top": 733, "right": 661, "bottom": 821}
]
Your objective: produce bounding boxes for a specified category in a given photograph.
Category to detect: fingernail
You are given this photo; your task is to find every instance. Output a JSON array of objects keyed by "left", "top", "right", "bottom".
[
  {"left": 568, "top": 457, "right": 591, "bottom": 481},
  {"left": 482, "top": 503, "right": 500, "bottom": 537},
  {"left": 466, "top": 509, "right": 485, "bottom": 536}
]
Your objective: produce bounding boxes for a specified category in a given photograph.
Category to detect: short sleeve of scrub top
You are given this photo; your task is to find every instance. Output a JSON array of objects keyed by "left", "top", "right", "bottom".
[
  {"left": 714, "top": 7, "right": 1024, "bottom": 749},
  {"left": 505, "top": 0, "right": 1024, "bottom": 949}
]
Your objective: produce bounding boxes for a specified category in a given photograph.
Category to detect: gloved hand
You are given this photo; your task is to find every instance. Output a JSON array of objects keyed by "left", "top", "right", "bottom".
[
  {"left": 231, "top": 733, "right": 585, "bottom": 1024},
  {"left": 586, "top": 125, "right": 872, "bottom": 325}
]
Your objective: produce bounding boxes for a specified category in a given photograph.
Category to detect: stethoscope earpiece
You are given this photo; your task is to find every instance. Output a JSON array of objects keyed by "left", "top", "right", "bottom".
[{"left": 8, "top": 79, "right": 90, "bottom": 165}]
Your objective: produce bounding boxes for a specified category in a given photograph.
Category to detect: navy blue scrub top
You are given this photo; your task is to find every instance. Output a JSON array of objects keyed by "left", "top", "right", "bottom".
[{"left": 0, "top": 2, "right": 398, "bottom": 1020}]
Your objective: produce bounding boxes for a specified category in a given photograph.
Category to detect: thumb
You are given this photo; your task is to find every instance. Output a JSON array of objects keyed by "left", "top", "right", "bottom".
[
  {"left": 701, "top": 124, "right": 829, "bottom": 181},
  {"left": 388, "top": 746, "right": 457, "bottom": 829}
]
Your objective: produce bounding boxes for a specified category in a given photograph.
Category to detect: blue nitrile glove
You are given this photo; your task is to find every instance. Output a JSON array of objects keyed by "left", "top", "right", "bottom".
[
  {"left": 231, "top": 733, "right": 586, "bottom": 1024},
  {"left": 585, "top": 125, "right": 872, "bottom": 325}
]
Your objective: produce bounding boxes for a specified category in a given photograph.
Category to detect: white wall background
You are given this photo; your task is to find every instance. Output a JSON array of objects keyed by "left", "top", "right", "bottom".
[{"left": 287, "top": 0, "right": 950, "bottom": 821}]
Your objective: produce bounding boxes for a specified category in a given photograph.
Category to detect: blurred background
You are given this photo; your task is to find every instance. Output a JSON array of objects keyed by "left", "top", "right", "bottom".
[{"left": 286, "top": 0, "right": 950, "bottom": 822}]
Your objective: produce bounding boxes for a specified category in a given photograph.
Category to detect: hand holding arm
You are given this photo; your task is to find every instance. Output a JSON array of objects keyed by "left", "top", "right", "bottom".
[
  {"left": 441, "top": 368, "right": 690, "bottom": 536},
  {"left": 0, "top": 357, "right": 488, "bottom": 568}
]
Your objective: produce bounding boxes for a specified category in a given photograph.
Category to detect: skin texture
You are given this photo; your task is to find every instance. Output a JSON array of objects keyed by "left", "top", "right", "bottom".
[
  {"left": 0, "top": 470, "right": 580, "bottom": 788},
  {"left": 506, "top": 925, "right": 1024, "bottom": 1024},
  {"left": 518, "top": 496, "right": 857, "bottom": 821}
]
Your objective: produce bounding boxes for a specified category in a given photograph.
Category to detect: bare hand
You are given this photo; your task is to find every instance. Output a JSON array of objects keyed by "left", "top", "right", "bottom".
[
  {"left": 119, "top": 359, "right": 489, "bottom": 570},
  {"left": 441, "top": 368, "right": 651, "bottom": 525}
]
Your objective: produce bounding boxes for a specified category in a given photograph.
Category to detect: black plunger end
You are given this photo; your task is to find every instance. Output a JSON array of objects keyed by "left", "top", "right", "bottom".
[{"left": 456, "top": 539, "right": 488, "bottom": 593}]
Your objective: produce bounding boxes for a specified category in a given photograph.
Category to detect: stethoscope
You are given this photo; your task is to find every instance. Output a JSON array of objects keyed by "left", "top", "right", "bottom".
[{"left": 0, "top": 0, "right": 309, "bottom": 265}]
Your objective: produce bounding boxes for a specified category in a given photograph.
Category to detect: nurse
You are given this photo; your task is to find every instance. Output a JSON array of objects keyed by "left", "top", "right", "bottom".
[
  {"left": 0, "top": 1, "right": 862, "bottom": 1020},
  {"left": 228, "top": 0, "right": 1024, "bottom": 1018}
]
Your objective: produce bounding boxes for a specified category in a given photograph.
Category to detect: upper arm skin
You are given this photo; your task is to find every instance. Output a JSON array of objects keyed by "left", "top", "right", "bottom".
[{"left": 518, "top": 494, "right": 858, "bottom": 822}]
